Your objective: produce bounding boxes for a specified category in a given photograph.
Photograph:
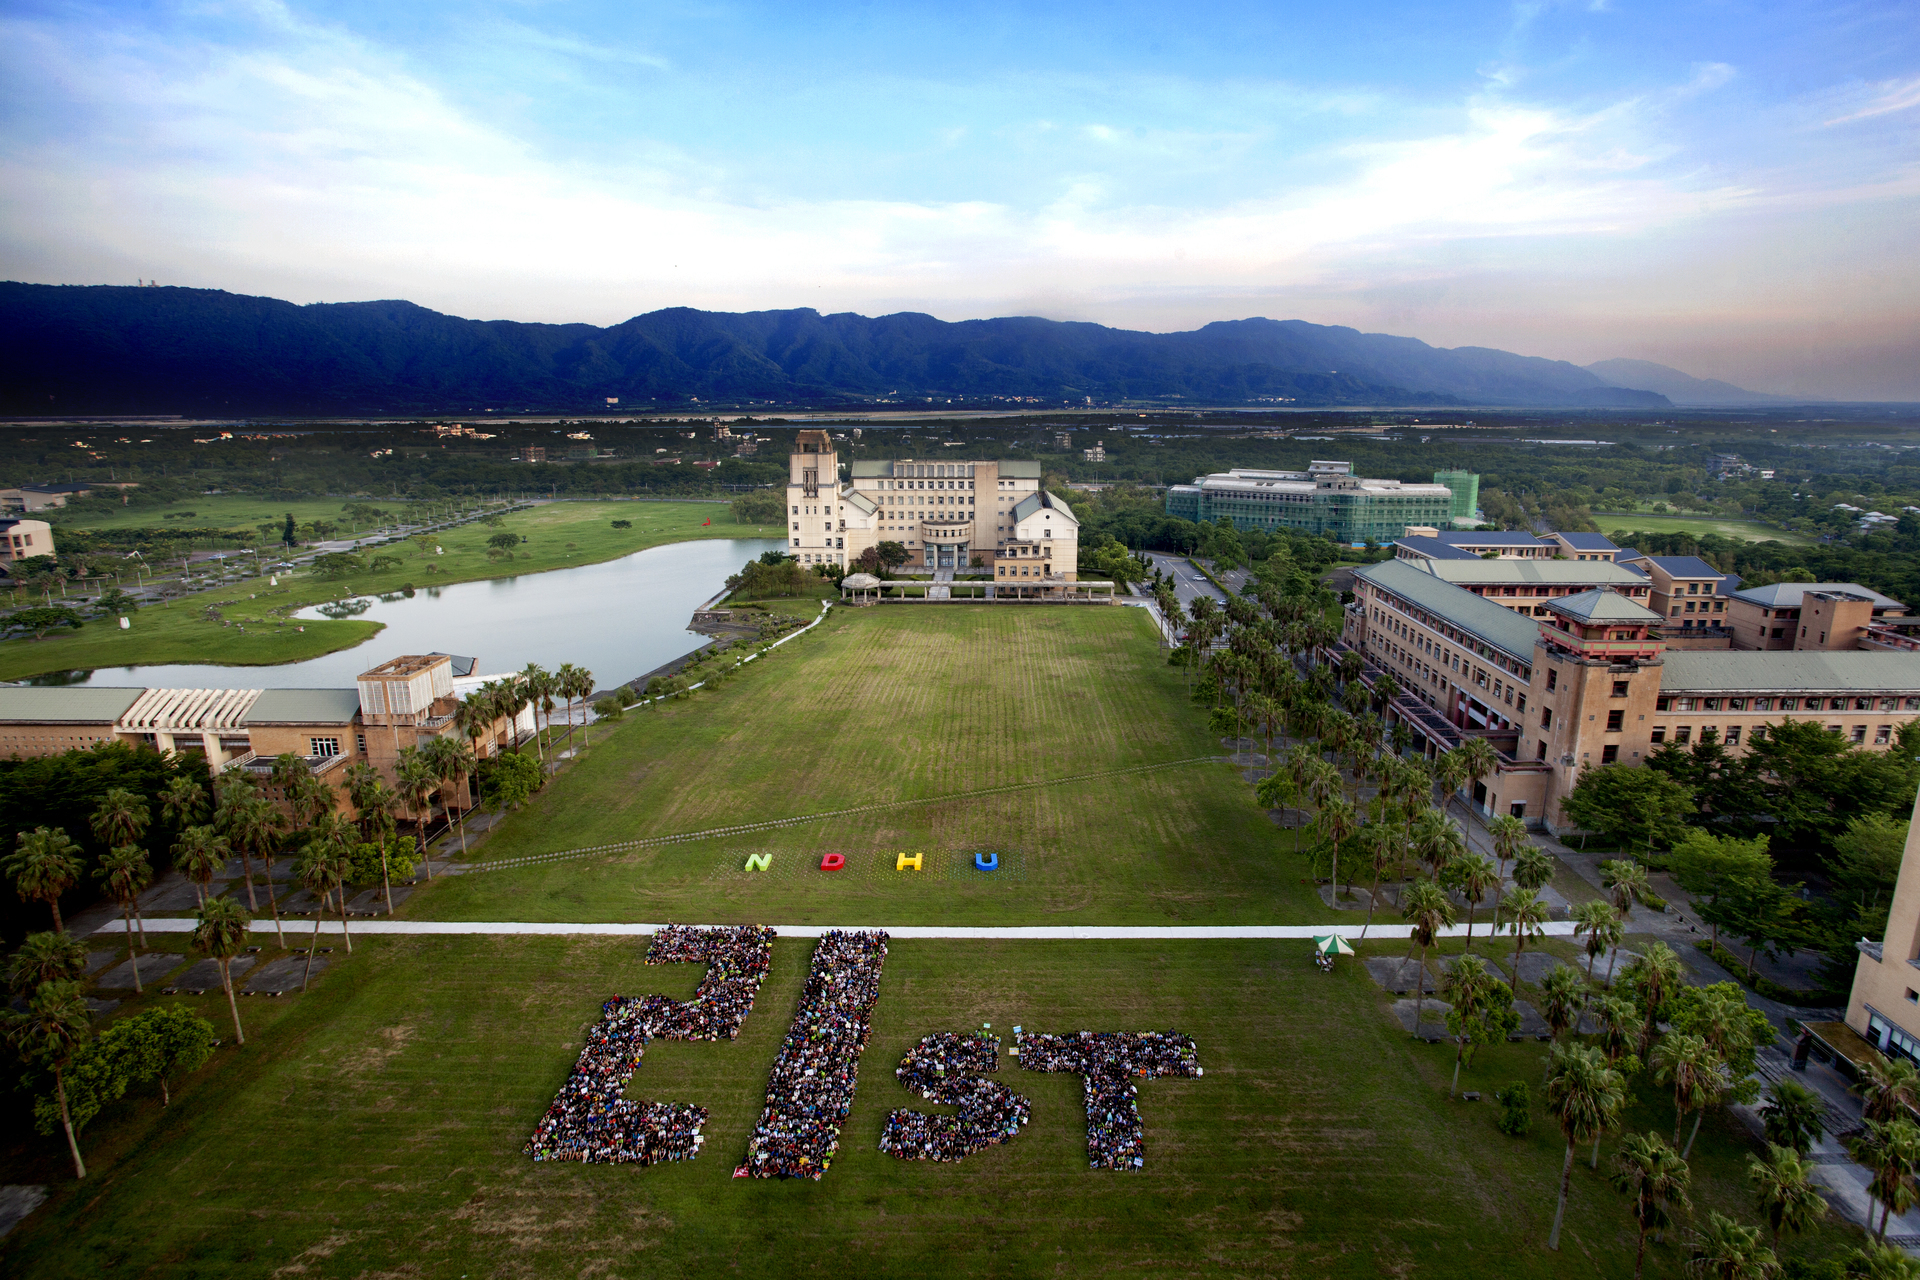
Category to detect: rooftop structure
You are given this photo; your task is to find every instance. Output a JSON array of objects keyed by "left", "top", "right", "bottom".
[{"left": 1166, "top": 461, "right": 1454, "bottom": 545}]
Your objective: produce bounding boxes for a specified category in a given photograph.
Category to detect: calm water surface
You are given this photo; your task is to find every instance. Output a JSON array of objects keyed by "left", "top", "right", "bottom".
[{"left": 65, "top": 537, "right": 782, "bottom": 689}]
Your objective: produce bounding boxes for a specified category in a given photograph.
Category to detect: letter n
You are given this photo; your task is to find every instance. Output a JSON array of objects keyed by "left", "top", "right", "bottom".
[{"left": 745, "top": 853, "right": 771, "bottom": 872}]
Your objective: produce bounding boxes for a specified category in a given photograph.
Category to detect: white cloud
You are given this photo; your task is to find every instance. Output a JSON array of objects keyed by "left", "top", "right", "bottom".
[{"left": 1826, "top": 76, "right": 1920, "bottom": 126}]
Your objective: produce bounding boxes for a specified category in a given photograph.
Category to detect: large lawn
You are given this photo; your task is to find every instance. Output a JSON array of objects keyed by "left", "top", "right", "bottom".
[
  {"left": 47, "top": 494, "right": 413, "bottom": 533},
  {"left": 1595, "top": 512, "right": 1814, "bottom": 545},
  {"left": 0, "top": 501, "right": 766, "bottom": 679},
  {"left": 414, "top": 606, "right": 1320, "bottom": 926},
  {"left": 0, "top": 934, "right": 1860, "bottom": 1278}
]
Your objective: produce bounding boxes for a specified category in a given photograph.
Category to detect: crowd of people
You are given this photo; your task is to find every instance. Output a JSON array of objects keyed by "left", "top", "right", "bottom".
[
  {"left": 878, "top": 1032, "right": 1030, "bottom": 1162},
  {"left": 1016, "top": 1030, "right": 1202, "bottom": 1171},
  {"left": 743, "top": 930, "right": 890, "bottom": 1180},
  {"left": 524, "top": 924, "right": 777, "bottom": 1164}
]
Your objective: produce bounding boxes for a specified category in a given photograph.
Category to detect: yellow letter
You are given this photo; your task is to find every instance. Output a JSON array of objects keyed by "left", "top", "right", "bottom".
[
  {"left": 896, "top": 852, "right": 922, "bottom": 872},
  {"left": 745, "top": 853, "right": 771, "bottom": 872}
]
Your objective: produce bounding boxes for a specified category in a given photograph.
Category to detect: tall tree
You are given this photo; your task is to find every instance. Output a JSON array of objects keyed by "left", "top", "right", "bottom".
[
  {"left": 1500, "top": 889, "right": 1551, "bottom": 992},
  {"left": 1442, "top": 853, "right": 1500, "bottom": 950},
  {"left": 1399, "top": 879, "right": 1456, "bottom": 1038},
  {"left": 1747, "top": 1144, "right": 1828, "bottom": 1251},
  {"left": 294, "top": 841, "right": 347, "bottom": 990},
  {"left": 191, "top": 897, "right": 253, "bottom": 1046},
  {"left": 1759, "top": 1078, "right": 1824, "bottom": 1158},
  {"left": 93, "top": 846, "right": 153, "bottom": 991},
  {"left": 1441, "top": 953, "right": 1519, "bottom": 1097},
  {"left": 170, "top": 825, "right": 229, "bottom": 909},
  {"left": 1652, "top": 1032, "right": 1725, "bottom": 1157},
  {"left": 421, "top": 735, "right": 476, "bottom": 866},
  {"left": 393, "top": 747, "right": 440, "bottom": 884},
  {"left": 1850, "top": 1119, "right": 1920, "bottom": 1243},
  {"left": 7, "top": 827, "right": 84, "bottom": 932},
  {"left": 1612, "top": 1131, "right": 1691, "bottom": 1280},
  {"left": 1545, "top": 1044, "right": 1626, "bottom": 1251},
  {"left": 1539, "top": 966, "right": 1587, "bottom": 1046},
  {"left": 1488, "top": 811, "right": 1528, "bottom": 882},
  {"left": 1622, "top": 942, "right": 1686, "bottom": 1057},
  {"left": 6, "top": 931, "right": 88, "bottom": 994},
  {"left": 157, "top": 774, "right": 208, "bottom": 829},
  {"left": 1511, "top": 845, "right": 1554, "bottom": 897},
  {"left": 224, "top": 796, "right": 286, "bottom": 945},
  {"left": 2, "top": 979, "right": 94, "bottom": 1178},
  {"left": 1454, "top": 736, "right": 1499, "bottom": 818},
  {"left": 1411, "top": 807, "right": 1466, "bottom": 880},
  {"left": 1573, "top": 900, "right": 1625, "bottom": 984},
  {"left": 89, "top": 786, "right": 150, "bottom": 852},
  {"left": 1685, "top": 1213, "right": 1780, "bottom": 1280},
  {"left": 1857, "top": 1056, "right": 1920, "bottom": 1126}
]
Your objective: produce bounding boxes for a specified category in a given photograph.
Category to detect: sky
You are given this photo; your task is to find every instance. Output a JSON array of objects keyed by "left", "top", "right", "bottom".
[{"left": 2, "top": 1, "right": 1917, "bottom": 399}]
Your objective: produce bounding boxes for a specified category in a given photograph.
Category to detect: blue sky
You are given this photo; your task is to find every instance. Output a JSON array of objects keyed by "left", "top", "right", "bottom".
[{"left": 3, "top": 0, "right": 1917, "bottom": 396}]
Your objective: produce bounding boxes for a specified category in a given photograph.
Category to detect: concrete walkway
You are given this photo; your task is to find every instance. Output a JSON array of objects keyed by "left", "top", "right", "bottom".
[{"left": 121, "top": 918, "right": 1584, "bottom": 940}]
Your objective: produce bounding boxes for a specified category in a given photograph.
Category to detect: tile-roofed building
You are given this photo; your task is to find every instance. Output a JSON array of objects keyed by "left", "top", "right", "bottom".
[
  {"left": 1545, "top": 532, "right": 1621, "bottom": 561},
  {"left": 1618, "top": 552, "right": 1739, "bottom": 633},
  {"left": 1395, "top": 558, "right": 1656, "bottom": 617},
  {"left": 1726, "top": 582, "right": 1915, "bottom": 653},
  {"left": 1341, "top": 563, "right": 1920, "bottom": 833}
]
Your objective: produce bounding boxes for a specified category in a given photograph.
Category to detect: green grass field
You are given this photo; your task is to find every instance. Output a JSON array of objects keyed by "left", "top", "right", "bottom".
[
  {"left": 0, "top": 933, "right": 1859, "bottom": 1278},
  {"left": 47, "top": 494, "right": 406, "bottom": 533},
  {"left": 1595, "top": 513, "right": 1814, "bottom": 545},
  {"left": 415, "top": 606, "right": 1318, "bottom": 926},
  {"left": 0, "top": 501, "right": 772, "bottom": 679}
]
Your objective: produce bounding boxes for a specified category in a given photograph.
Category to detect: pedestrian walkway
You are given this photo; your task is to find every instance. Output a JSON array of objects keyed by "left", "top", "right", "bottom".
[
  {"left": 928, "top": 569, "right": 953, "bottom": 600},
  {"left": 120, "top": 918, "right": 1584, "bottom": 940}
]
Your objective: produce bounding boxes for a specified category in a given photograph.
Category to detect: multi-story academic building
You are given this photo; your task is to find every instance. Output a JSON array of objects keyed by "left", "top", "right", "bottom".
[
  {"left": 1165, "top": 461, "right": 1455, "bottom": 545},
  {"left": 786, "top": 430, "right": 1080, "bottom": 575},
  {"left": 1846, "top": 791, "right": 1920, "bottom": 1067},
  {"left": 1343, "top": 558, "right": 1920, "bottom": 829},
  {"left": 0, "top": 653, "right": 533, "bottom": 824}
]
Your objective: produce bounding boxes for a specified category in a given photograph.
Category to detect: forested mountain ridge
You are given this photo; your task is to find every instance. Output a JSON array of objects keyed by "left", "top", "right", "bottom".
[{"left": 0, "top": 282, "right": 1673, "bottom": 415}]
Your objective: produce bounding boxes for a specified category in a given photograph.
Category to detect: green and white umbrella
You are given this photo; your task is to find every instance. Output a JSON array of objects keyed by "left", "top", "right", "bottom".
[{"left": 1312, "top": 934, "right": 1356, "bottom": 957}]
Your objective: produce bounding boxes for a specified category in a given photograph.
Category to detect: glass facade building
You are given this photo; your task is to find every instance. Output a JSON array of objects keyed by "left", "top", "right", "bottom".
[{"left": 1165, "top": 461, "right": 1455, "bottom": 546}]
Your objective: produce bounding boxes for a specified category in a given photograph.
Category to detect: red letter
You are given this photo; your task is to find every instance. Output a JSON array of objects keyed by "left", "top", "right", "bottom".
[{"left": 820, "top": 853, "right": 845, "bottom": 871}]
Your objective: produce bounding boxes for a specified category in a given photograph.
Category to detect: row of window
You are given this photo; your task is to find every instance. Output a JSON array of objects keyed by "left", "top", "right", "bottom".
[
  {"left": 1657, "top": 694, "right": 1918, "bottom": 712},
  {"left": 1650, "top": 723, "right": 1894, "bottom": 746}
]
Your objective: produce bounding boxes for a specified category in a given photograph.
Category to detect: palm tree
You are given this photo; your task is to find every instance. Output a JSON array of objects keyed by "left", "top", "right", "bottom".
[
  {"left": 2, "top": 979, "right": 93, "bottom": 1178},
  {"left": 1760, "top": 1079, "right": 1825, "bottom": 1158},
  {"left": 1857, "top": 1056, "right": 1920, "bottom": 1125},
  {"left": 421, "top": 735, "right": 475, "bottom": 866},
  {"left": 553, "top": 661, "right": 587, "bottom": 751},
  {"left": 1539, "top": 966, "right": 1587, "bottom": 1045},
  {"left": 454, "top": 688, "right": 495, "bottom": 763},
  {"left": 171, "top": 825, "right": 230, "bottom": 908},
  {"left": 1454, "top": 735, "right": 1499, "bottom": 817},
  {"left": 1653, "top": 1032, "right": 1724, "bottom": 1156},
  {"left": 1511, "top": 846, "right": 1554, "bottom": 896},
  {"left": 158, "top": 774, "right": 208, "bottom": 829},
  {"left": 1601, "top": 859, "right": 1653, "bottom": 921},
  {"left": 1613, "top": 1131, "right": 1692, "bottom": 1280},
  {"left": 1312, "top": 795, "right": 1359, "bottom": 890},
  {"left": 1840, "top": 1242, "right": 1920, "bottom": 1279},
  {"left": 192, "top": 897, "right": 252, "bottom": 1046},
  {"left": 1573, "top": 900, "right": 1624, "bottom": 983},
  {"left": 521, "top": 663, "right": 557, "bottom": 766},
  {"left": 6, "top": 931, "right": 88, "bottom": 994},
  {"left": 1357, "top": 822, "right": 1398, "bottom": 941},
  {"left": 1488, "top": 811, "right": 1528, "bottom": 881},
  {"left": 93, "top": 846, "right": 153, "bottom": 990},
  {"left": 1500, "top": 888, "right": 1551, "bottom": 991},
  {"left": 1747, "top": 1144, "right": 1827, "bottom": 1250},
  {"left": 357, "top": 778, "right": 402, "bottom": 916},
  {"left": 1623, "top": 942, "right": 1686, "bottom": 1057},
  {"left": 1593, "top": 995, "right": 1640, "bottom": 1065},
  {"left": 1546, "top": 1043, "right": 1626, "bottom": 1250},
  {"left": 213, "top": 786, "right": 262, "bottom": 912},
  {"left": 7, "top": 827, "right": 84, "bottom": 932},
  {"left": 225, "top": 796, "right": 286, "bottom": 945},
  {"left": 1686, "top": 1213, "right": 1779, "bottom": 1279},
  {"left": 1400, "top": 879, "right": 1456, "bottom": 1037},
  {"left": 341, "top": 760, "right": 382, "bottom": 835},
  {"left": 90, "top": 786, "right": 150, "bottom": 852},
  {"left": 1440, "top": 952, "right": 1499, "bottom": 1097},
  {"left": 393, "top": 746, "right": 439, "bottom": 884},
  {"left": 1849, "top": 1118, "right": 1920, "bottom": 1242},
  {"left": 1432, "top": 746, "right": 1470, "bottom": 814},
  {"left": 1411, "top": 807, "right": 1465, "bottom": 880},
  {"left": 1443, "top": 853, "right": 1500, "bottom": 950},
  {"left": 294, "top": 841, "right": 347, "bottom": 989}
]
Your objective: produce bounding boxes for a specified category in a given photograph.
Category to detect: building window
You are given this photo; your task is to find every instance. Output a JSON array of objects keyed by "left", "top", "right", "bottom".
[
  {"left": 1606, "top": 710, "right": 1624, "bottom": 732},
  {"left": 357, "top": 734, "right": 367, "bottom": 753},
  {"left": 310, "top": 737, "right": 341, "bottom": 758},
  {"left": 1601, "top": 745, "right": 1619, "bottom": 764},
  {"left": 1510, "top": 802, "right": 1526, "bottom": 819},
  {"left": 1612, "top": 681, "right": 1629, "bottom": 697},
  {"left": 1656, "top": 696, "right": 1672, "bottom": 712},
  {"left": 1753, "top": 698, "right": 1771, "bottom": 712},
  {"left": 1853, "top": 726, "right": 1868, "bottom": 743},
  {"left": 1650, "top": 727, "right": 1666, "bottom": 744},
  {"left": 1724, "top": 726, "right": 1741, "bottom": 746},
  {"left": 1877, "top": 726, "right": 1892, "bottom": 745},
  {"left": 1702, "top": 698, "right": 1721, "bottom": 711},
  {"left": 1540, "top": 708, "right": 1552, "bottom": 728},
  {"left": 1676, "top": 727, "right": 1692, "bottom": 744},
  {"left": 1546, "top": 669, "right": 1557, "bottom": 691}
]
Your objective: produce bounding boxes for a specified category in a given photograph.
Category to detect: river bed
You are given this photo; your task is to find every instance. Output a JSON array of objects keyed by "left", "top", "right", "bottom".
[{"left": 45, "top": 537, "right": 783, "bottom": 690}]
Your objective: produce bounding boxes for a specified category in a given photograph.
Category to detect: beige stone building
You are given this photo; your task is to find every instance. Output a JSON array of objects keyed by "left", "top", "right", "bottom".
[
  {"left": 1344, "top": 558, "right": 1920, "bottom": 829},
  {"left": 1846, "top": 790, "right": 1920, "bottom": 1066},
  {"left": 0, "top": 517, "right": 55, "bottom": 570},
  {"left": 785, "top": 430, "right": 1079, "bottom": 576},
  {"left": 1726, "top": 582, "right": 1914, "bottom": 652}
]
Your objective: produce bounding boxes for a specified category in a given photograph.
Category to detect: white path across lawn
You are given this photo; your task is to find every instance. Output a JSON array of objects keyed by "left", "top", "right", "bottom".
[{"left": 128, "top": 919, "right": 1582, "bottom": 941}]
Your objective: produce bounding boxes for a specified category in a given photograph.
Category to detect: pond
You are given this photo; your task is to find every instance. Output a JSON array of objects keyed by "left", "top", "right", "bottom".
[{"left": 47, "top": 537, "right": 784, "bottom": 690}]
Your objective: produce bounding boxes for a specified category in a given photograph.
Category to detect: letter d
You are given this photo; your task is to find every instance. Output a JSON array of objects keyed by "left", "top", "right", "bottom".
[{"left": 820, "top": 853, "right": 846, "bottom": 871}]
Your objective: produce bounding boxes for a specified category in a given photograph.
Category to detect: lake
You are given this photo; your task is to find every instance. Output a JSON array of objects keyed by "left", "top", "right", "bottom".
[{"left": 53, "top": 537, "right": 784, "bottom": 690}]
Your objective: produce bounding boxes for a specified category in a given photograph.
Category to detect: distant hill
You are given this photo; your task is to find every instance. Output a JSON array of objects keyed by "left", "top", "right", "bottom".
[
  {"left": 1583, "top": 358, "right": 1783, "bottom": 406},
  {"left": 0, "top": 283, "right": 1672, "bottom": 415}
]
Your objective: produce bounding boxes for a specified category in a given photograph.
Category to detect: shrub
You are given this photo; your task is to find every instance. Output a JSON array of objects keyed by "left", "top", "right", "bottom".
[
  {"left": 1494, "top": 1081, "right": 1532, "bottom": 1136},
  {"left": 593, "top": 698, "right": 624, "bottom": 721},
  {"left": 610, "top": 520, "right": 632, "bottom": 529},
  {"left": 345, "top": 837, "right": 417, "bottom": 887}
]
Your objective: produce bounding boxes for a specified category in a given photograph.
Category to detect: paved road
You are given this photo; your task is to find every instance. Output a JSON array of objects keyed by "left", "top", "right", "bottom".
[
  {"left": 124, "top": 918, "right": 1581, "bottom": 940},
  {"left": 1143, "top": 552, "right": 1227, "bottom": 611}
]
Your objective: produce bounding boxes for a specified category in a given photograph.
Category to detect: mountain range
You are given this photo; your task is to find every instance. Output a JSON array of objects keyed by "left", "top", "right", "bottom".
[{"left": 0, "top": 282, "right": 1776, "bottom": 416}]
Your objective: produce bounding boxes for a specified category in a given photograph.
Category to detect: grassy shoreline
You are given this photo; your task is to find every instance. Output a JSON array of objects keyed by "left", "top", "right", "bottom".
[{"left": 0, "top": 501, "right": 778, "bottom": 679}]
